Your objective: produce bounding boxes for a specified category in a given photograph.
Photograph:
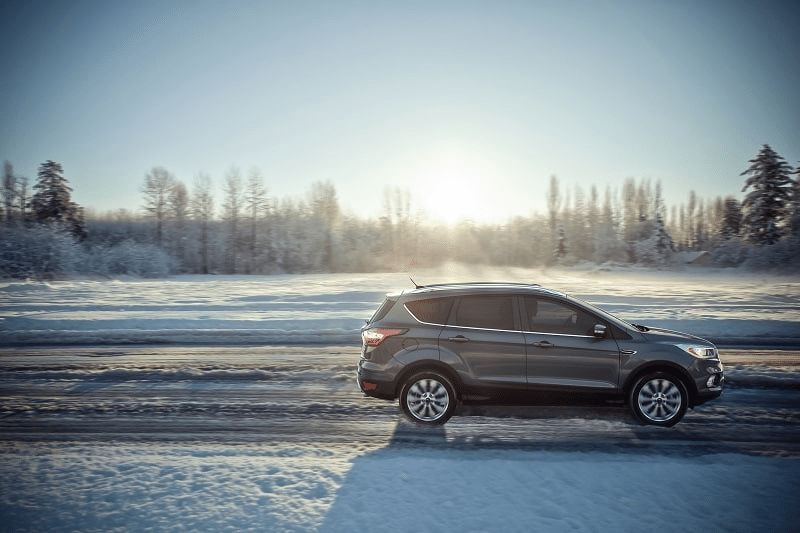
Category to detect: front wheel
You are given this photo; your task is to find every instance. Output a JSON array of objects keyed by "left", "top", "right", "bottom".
[
  {"left": 399, "top": 371, "right": 456, "bottom": 425},
  {"left": 629, "top": 372, "right": 688, "bottom": 427}
]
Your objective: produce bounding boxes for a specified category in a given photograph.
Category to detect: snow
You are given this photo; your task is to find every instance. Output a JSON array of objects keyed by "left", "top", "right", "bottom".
[
  {"left": 1, "top": 266, "right": 799, "bottom": 531},
  {"left": 1, "top": 265, "right": 799, "bottom": 347},
  {"left": 2, "top": 441, "right": 799, "bottom": 532}
]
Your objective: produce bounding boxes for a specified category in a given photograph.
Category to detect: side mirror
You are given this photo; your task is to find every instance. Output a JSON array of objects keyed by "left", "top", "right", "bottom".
[{"left": 593, "top": 324, "right": 608, "bottom": 338}]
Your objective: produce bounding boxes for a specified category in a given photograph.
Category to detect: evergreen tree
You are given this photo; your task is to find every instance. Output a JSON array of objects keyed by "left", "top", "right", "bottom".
[
  {"left": 16, "top": 175, "right": 29, "bottom": 225},
  {"left": 29, "top": 160, "right": 86, "bottom": 238},
  {"left": 632, "top": 183, "right": 674, "bottom": 266},
  {"left": 554, "top": 223, "right": 567, "bottom": 262},
  {"left": 546, "top": 175, "right": 561, "bottom": 258},
  {"left": 740, "top": 144, "right": 793, "bottom": 245},
  {"left": 686, "top": 191, "right": 697, "bottom": 249},
  {"left": 719, "top": 197, "right": 742, "bottom": 239},
  {"left": 790, "top": 164, "right": 800, "bottom": 237},
  {"left": 695, "top": 200, "right": 707, "bottom": 249},
  {"left": 653, "top": 212, "right": 675, "bottom": 257},
  {"left": 3, "top": 161, "right": 15, "bottom": 225}
]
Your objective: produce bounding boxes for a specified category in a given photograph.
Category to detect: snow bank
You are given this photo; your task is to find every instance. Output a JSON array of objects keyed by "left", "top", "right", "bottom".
[{"left": 1, "top": 441, "right": 798, "bottom": 533}]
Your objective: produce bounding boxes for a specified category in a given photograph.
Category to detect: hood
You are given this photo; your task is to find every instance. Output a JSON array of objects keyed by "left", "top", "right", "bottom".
[{"left": 641, "top": 327, "right": 713, "bottom": 346}]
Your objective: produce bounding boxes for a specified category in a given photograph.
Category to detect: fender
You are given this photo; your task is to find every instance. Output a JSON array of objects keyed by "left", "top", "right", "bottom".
[
  {"left": 438, "top": 345, "right": 470, "bottom": 377},
  {"left": 391, "top": 344, "right": 440, "bottom": 366}
]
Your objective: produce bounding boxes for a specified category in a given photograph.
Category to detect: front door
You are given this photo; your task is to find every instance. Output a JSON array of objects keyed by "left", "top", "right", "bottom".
[{"left": 521, "top": 296, "right": 620, "bottom": 390}]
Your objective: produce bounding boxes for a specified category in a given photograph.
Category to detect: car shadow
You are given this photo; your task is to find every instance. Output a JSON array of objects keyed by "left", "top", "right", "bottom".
[{"left": 317, "top": 403, "right": 783, "bottom": 531}]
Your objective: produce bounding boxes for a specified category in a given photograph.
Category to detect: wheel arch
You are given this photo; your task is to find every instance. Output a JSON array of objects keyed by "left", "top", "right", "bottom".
[
  {"left": 623, "top": 362, "right": 698, "bottom": 407},
  {"left": 393, "top": 360, "right": 463, "bottom": 400}
]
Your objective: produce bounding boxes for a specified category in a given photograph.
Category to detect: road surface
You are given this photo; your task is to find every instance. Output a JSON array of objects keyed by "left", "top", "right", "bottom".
[{"left": 1, "top": 346, "right": 798, "bottom": 457}]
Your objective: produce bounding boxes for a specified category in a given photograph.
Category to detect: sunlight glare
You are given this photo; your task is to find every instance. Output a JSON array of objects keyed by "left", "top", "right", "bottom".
[{"left": 417, "top": 156, "right": 494, "bottom": 225}]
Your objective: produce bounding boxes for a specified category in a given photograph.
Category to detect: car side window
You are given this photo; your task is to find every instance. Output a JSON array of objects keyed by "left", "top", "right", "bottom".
[
  {"left": 453, "top": 295, "right": 515, "bottom": 331},
  {"left": 523, "top": 297, "right": 596, "bottom": 336},
  {"left": 405, "top": 297, "right": 454, "bottom": 325}
]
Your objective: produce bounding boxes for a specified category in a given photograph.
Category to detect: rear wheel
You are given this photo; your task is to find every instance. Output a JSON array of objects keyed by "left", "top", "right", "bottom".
[
  {"left": 629, "top": 372, "right": 688, "bottom": 427},
  {"left": 400, "top": 371, "right": 456, "bottom": 425}
]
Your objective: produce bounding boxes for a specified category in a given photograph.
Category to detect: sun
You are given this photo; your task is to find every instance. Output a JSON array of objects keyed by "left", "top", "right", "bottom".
[{"left": 417, "top": 157, "right": 490, "bottom": 225}]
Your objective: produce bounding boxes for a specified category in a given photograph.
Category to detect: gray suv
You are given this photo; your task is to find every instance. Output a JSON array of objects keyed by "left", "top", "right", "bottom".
[{"left": 358, "top": 282, "right": 723, "bottom": 426}]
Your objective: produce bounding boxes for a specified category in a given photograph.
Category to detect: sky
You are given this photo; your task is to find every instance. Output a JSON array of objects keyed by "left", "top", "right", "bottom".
[{"left": 1, "top": 0, "right": 798, "bottom": 224}]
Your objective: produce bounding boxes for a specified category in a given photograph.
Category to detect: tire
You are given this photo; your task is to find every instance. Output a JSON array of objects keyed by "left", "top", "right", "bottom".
[
  {"left": 399, "top": 371, "right": 456, "bottom": 425},
  {"left": 629, "top": 372, "right": 688, "bottom": 427}
]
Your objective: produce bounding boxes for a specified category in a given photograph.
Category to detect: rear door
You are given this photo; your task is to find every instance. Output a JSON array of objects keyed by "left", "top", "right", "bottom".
[
  {"left": 438, "top": 294, "right": 527, "bottom": 388},
  {"left": 522, "top": 296, "right": 620, "bottom": 390}
]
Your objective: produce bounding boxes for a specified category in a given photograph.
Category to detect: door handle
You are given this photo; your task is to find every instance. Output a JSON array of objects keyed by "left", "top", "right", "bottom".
[
  {"left": 532, "top": 341, "right": 554, "bottom": 348},
  {"left": 448, "top": 335, "right": 470, "bottom": 343}
]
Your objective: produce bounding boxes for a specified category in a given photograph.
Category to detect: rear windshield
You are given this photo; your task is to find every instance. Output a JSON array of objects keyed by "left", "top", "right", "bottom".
[
  {"left": 405, "top": 297, "right": 454, "bottom": 325},
  {"left": 369, "top": 298, "right": 396, "bottom": 324}
]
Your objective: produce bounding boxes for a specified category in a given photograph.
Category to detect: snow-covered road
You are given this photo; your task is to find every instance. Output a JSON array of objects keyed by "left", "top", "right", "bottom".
[
  {"left": 1, "top": 345, "right": 799, "bottom": 532},
  {"left": 2, "top": 345, "right": 799, "bottom": 453}
]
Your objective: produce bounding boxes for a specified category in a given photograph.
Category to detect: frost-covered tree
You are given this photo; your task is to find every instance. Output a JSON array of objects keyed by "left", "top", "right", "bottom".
[
  {"left": 167, "top": 180, "right": 189, "bottom": 265},
  {"left": 685, "top": 191, "right": 697, "bottom": 250},
  {"left": 0, "top": 225, "right": 82, "bottom": 278},
  {"left": 545, "top": 175, "right": 561, "bottom": 254},
  {"left": 3, "top": 161, "right": 15, "bottom": 225},
  {"left": 244, "top": 167, "right": 269, "bottom": 272},
  {"left": 569, "top": 184, "right": 590, "bottom": 261},
  {"left": 622, "top": 178, "right": 638, "bottom": 246},
  {"left": 168, "top": 181, "right": 189, "bottom": 221},
  {"left": 554, "top": 223, "right": 568, "bottom": 263},
  {"left": 695, "top": 200, "right": 708, "bottom": 250},
  {"left": 221, "top": 166, "right": 244, "bottom": 273},
  {"left": 141, "top": 167, "right": 176, "bottom": 247},
  {"left": 719, "top": 197, "right": 742, "bottom": 240},
  {"left": 191, "top": 173, "right": 215, "bottom": 274},
  {"left": 30, "top": 160, "right": 85, "bottom": 239},
  {"left": 16, "top": 175, "right": 29, "bottom": 225},
  {"left": 740, "top": 144, "right": 793, "bottom": 245},
  {"left": 382, "top": 186, "right": 414, "bottom": 261},
  {"left": 546, "top": 175, "right": 561, "bottom": 233},
  {"left": 309, "top": 180, "right": 339, "bottom": 271},
  {"left": 634, "top": 212, "right": 674, "bottom": 266},
  {"left": 789, "top": 165, "right": 800, "bottom": 237},
  {"left": 654, "top": 211, "right": 675, "bottom": 256},
  {"left": 593, "top": 187, "right": 627, "bottom": 263},
  {"left": 632, "top": 183, "right": 674, "bottom": 266}
]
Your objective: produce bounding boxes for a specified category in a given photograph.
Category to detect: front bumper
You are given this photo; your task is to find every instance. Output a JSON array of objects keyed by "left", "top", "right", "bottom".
[{"left": 693, "top": 360, "right": 724, "bottom": 406}]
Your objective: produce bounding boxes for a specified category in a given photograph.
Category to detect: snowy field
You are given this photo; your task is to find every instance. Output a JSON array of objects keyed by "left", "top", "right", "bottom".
[
  {"left": 1, "top": 263, "right": 799, "bottom": 347},
  {"left": 2, "top": 265, "right": 800, "bottom": 532},
  {"left": 3, "top": 441, "right": 799, "bottom": 533}
]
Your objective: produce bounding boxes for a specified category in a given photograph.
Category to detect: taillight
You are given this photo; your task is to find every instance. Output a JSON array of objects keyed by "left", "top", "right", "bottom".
[{"left": 362, "top": 328, "right": 405, "bottom": 347}]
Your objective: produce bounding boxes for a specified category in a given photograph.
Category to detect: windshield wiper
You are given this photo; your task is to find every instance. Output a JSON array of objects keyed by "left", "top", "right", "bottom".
[{"left": 632, "top": 324, "right": 650, "bottom": 332}]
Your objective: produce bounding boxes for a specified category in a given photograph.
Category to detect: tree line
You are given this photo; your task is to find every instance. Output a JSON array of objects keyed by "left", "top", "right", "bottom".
[{"left": 1, "top": 144, "right": 799, "bottom": 279}]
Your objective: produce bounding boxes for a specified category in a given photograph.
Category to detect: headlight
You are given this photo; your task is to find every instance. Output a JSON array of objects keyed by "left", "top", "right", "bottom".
[{"left": 676, "top": 343, "right": 718, "bottom": 359}]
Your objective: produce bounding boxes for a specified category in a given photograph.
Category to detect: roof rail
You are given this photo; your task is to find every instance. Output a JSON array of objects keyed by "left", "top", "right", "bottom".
[{"left": 413, "top": 281, "right": 541, "bottom": 289}]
